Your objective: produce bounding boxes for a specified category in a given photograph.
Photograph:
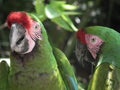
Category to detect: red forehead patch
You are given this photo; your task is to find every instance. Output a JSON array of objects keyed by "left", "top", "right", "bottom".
[
  {"left": 77, "top": 29, "right": 86, "bottom": 44},
  {"left": 7, "top": 12, "right": 32, "bottom": 29}
]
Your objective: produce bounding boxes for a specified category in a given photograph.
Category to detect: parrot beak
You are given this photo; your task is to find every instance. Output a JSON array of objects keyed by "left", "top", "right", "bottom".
[
  {"left": 75, "top": 40, "right": 95, "bottom": 65},
  {"left": 9, "top": 23, "right": 28, "bottom": 53}
]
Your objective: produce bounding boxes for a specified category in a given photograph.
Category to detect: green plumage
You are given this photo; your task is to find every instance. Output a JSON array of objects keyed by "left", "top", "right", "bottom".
[
  {"left": 53, "top": 48, "right": 78, "bottom": 90},
  {"left": 0, "top": 61, "right": 9, "bottom": 90},
  {"left": 0, "top": 14, "right": 78, "bottom": 90},
  {"left": 88, "top": 63, "right": 120, "bottom": 90},
  {"left": 85, "top": 26, "right": 120, "bottom": 67},
  {"left": 84, "top": 26, "right": 120, "bottom": 90}
]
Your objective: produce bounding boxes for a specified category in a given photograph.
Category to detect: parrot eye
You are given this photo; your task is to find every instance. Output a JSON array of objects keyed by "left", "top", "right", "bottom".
[
  {"left": 90, "top": 36, "right": 98, "bottom": 44},
  {"left": 34, "top": 23, "right": 40, "bottom": 30}
]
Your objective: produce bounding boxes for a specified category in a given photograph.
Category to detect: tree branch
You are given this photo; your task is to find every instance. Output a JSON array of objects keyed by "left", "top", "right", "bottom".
[{"left": 0, "top": 22, "right": 7, "bottom": 30}]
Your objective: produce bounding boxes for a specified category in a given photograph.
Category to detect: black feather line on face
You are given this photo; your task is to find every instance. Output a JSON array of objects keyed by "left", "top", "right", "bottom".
[
  {"left": 75, "top": 40, "right": 105, "bottom": 67},
  {"left": 75, "top": 41, "right": 95, "bottom": 64}
]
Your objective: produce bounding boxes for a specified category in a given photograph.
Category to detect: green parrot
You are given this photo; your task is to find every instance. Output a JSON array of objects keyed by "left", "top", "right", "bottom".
[
  {"left": 76, "top": 26, "right": 120, "bottom": 90},
  {"left": 0, "top": 11, "right": 79, "bottom": 90}
]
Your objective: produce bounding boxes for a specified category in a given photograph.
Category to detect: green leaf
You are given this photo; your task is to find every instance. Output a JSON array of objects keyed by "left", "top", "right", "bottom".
[
  {"left": 61, "top": 15, "right": 78, "bottom": 31},
  {"left": 45, "top": 5, "right": 61, "bottom": 19},
  {"left": 45, "top": 0, "right": 80, "bottom": 18},
  {"left": 35, "top": 0, "right": 78, "bottom": 31},
  {"left": 51, "top": 1, "right": 66, "bottom": 6},
  {"left": 52, "top": 15, "right": 78, "bottom": 32},
  {"left": 61, "top": 4, "right": 79, "bottom": 10},
  {"left": 34, "top": 0, "right": 46, "bottom": 21},
  {"left": 51, "top": 1, "right": 78, "bottom": 11},
  {"left": 45, "top": 1, "right": 78, "bottom": 31},
  {"left": 35, "top": 0, "right": 44, "bottom": 14},
  {"left": 52, "top": 17, "right": 73, "bottom": 31},
  {"left": 45, "top": 5, "right": 80, "bottom": 19},
  {"left": 62, "top": 12, "right": 80, "bottom": 15}
]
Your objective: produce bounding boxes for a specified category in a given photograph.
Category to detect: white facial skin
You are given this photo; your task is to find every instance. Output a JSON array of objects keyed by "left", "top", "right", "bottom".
[
  {"left": 10, "top": 21, "right": 42, "bottom": 54},
  {"left": 24, "top": 21, "right": 42, "bottom": 54},
  {"left": 85, "top": 34, "right": 104, "bottom": 59}
]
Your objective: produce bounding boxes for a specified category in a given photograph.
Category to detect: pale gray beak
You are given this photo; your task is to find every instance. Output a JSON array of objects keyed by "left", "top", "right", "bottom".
[{"left": 9, "top": 23, "right": 28, "bottom": 53}]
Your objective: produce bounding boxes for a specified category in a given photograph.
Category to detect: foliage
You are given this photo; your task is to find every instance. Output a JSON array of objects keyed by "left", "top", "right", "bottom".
[{"left": 34, "top": 0, "right": 79, "bottom": 31}]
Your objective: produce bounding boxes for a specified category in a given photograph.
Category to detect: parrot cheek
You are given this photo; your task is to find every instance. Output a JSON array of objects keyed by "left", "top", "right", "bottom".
[
  {"left": 23, "top": 31, "right": 35, "bottom": 54},
  {"left": 88, "top": 48, "right": 97, "bottom": 59}
]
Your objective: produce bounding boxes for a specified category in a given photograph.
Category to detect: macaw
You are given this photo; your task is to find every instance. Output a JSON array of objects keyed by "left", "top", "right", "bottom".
[
  {"left": 76, "top": 26, "right": 120, "bottom": 90},
  {"left": 0, "top": 11, "right": 79, "bottom": 90}
]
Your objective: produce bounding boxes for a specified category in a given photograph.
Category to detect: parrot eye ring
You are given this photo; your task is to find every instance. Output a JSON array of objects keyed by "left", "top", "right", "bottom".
[
  {"left": 91, "top": 38, "right": 96, "bottom": 42},
  {"left": 34, "top": 24, "right": 40, "bottom": 30}
]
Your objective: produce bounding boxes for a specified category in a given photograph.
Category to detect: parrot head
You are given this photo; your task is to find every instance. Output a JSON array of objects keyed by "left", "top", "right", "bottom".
[
  {"left": 6, "top": 12, "right": 42, "bottom": 54},
  {"left": 76, "top": 29, "right": 104, "bottom": 59},
  {"left": 76, "top": 26, "right": 120, "bottom": 66}
]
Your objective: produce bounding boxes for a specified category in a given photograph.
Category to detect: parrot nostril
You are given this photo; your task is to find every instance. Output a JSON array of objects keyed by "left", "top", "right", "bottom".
[{"left": 16, "top": 35, "right": 25, "bottom": 45}]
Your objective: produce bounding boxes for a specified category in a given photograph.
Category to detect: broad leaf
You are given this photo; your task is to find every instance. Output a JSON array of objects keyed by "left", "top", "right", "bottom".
[
  {"left": 61, "top": 4, "right": 79, "bottom": 10},
  {"left": 35, "top": 0, "right": 79, "bottom": 31},
  {"left": 45, "top": 5, "right": 61, "bottom": 19},
  {"left": 61, "top": 15, "right": 78, "bottom": 31},
  {"left": 35, "top": 0, "right": 46, "bottom": 21},
  {"left": 52, "top": 17, "right": 73, "bottom": 31}
]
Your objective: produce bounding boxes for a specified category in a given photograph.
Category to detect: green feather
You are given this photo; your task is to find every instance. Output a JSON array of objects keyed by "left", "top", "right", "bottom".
[
  {"left": 53, "top": 48, "right": 78, "bottom": 90},
  {"left": 88, "top": 63, "right": 120, "bottom": 90},
  {"left": 0, "top": 61, "right": 9, "bottom": 90},
  {"left": 6, "top": 13, "right": 78, "bottom": 90},
  {"left": 85, "top": 26, "right": 120, "bottom": 68},
  {"left": 84, "top": 26, "right": 120, "bottom": 90}
]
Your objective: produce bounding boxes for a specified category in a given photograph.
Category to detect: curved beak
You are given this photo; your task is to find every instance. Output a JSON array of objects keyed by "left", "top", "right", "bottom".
[{"left": 9, "top": 23, "right": 28, "bottom": 53}]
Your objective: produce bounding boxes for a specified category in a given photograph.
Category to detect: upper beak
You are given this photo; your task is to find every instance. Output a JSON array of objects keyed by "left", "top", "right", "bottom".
[{"left": 9, "top": 23, "right": 26, "bottom": 52}]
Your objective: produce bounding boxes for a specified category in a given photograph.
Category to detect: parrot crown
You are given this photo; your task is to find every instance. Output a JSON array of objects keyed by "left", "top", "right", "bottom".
[
  {"left": 77, "top": 29, "right": 86, "bottom": 44},
  {"left": 7, "top": 12, "right": 32, "bottom": 30}
]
